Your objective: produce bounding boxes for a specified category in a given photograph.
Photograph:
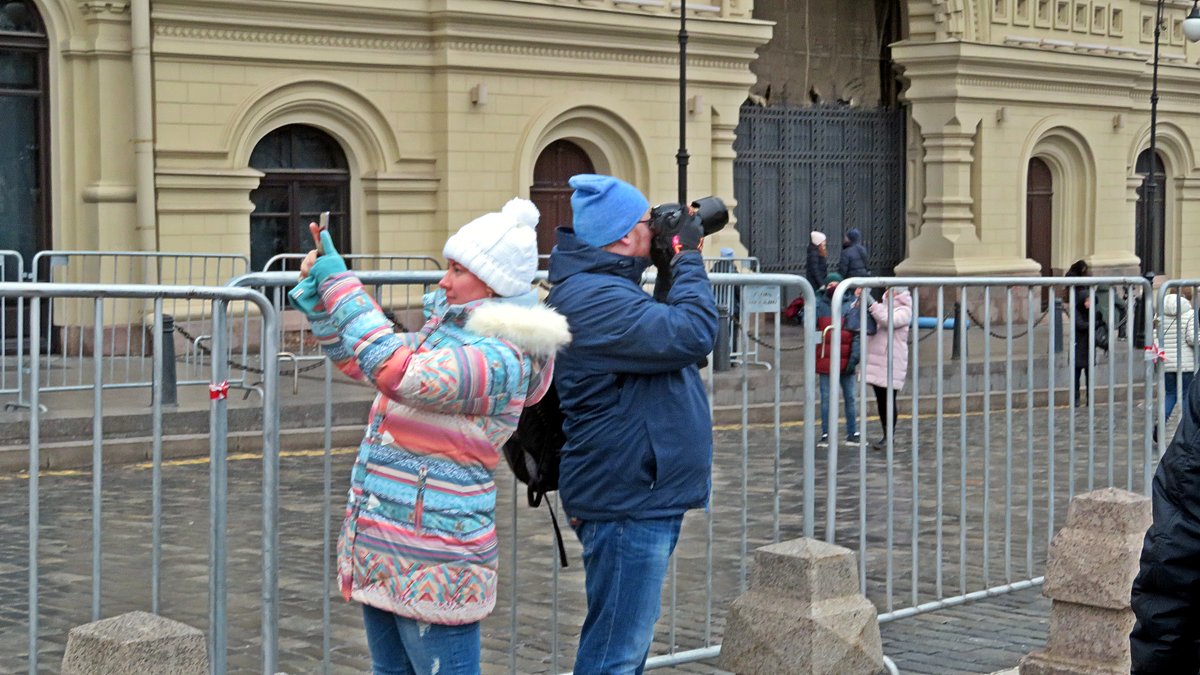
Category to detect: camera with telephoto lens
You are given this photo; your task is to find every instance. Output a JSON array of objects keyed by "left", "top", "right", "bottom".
[{"left": 647, "top": 196, "right": 729, "bottom": 241}]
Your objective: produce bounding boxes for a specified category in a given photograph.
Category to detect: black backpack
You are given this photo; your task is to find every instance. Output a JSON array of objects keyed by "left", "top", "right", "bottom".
[{"left": 502, "top": 382, "right": 569, "bottom": 567}]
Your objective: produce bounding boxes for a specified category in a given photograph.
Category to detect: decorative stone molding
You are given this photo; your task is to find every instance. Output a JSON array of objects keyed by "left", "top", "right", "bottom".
[
  {"left": 153, "top": 24, "right": 430, "bottom": 52},
  {"left": 78, "top": 1, "right": 130, "bottom": 15}
]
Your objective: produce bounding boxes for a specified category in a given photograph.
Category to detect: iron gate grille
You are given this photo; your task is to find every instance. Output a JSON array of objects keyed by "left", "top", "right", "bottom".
[{"left": 733, "top": 104, "right": 906, "bottom": 275}]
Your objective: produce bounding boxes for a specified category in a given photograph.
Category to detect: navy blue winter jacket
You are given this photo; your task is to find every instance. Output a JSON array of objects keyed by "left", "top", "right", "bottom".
[
  {"left": 838, "top": 228, "right": 871, "bottom": 279},
  {"left": 547, "top": 229, "right": 718, "bottom": 521}
]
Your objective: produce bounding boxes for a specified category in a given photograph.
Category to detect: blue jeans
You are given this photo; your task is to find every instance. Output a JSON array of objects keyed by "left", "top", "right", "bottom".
[
  {"left": 818, "top": 373, "right": 858, "bottom": 437},
  {"left": 571, "top": 515, "right": 684, "bottom": 675},
  {"left": 1164, "top": 371, "right": 1194, "bottom": 423},
  {"left": 361, "top": 604, "right": 481, "bottom": 675}
]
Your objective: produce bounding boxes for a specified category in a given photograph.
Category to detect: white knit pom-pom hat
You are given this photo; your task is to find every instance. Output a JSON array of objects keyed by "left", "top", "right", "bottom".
[{"left": 442, "top": 198, "right": 540, "bottom": 297}]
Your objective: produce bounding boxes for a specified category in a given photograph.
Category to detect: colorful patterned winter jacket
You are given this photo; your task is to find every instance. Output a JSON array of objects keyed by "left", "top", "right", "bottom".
[{"left": 296, "top": 271, "right": 569, "bottom": 625}]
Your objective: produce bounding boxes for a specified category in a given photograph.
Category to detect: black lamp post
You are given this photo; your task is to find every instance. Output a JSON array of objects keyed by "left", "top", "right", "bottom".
[
  {"left": 1146, "top": 0, "right": 1200, "bottom": 275},
  {"left": 677, "top": 0, "right": 689, "bottom": 204}
]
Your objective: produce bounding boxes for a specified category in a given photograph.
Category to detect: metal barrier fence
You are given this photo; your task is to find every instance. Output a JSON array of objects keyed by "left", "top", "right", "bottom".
[
  {"left": 29, "top": 251, "right": 252, "bottom": 396},
  {"left": 5, "top": 282, "right": 279, "bottom": 675},
  {"left": 706, "top": 256, "right": 769, "bottom": 368},
  {"left": 0, "top": 251, "right": 25, "bottom": 406},
  {"left": 1156, "top": 279, "right": 1200, "bottom": 459},
  {"left": 827, "top": 276, "right": 1155, "bottom": 624},
  {"left": 2, "top": 268, "right": 1173, "bottom": 674}
]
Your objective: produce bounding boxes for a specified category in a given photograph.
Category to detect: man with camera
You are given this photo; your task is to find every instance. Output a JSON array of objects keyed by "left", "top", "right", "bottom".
[{"left": 547, "top": 174, "right": 720, "bottom": 674}]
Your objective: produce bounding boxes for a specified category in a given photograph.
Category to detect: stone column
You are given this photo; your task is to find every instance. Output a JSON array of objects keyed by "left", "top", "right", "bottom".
[
  {"left": 61, "top": 611, "right": 208, "bottom": 675},
  {"left": 1018, "top": 487, "right": 1152, "bottom": 675},
  {"left": 719, "top": 538, "right": 884, "bottom": 675}
]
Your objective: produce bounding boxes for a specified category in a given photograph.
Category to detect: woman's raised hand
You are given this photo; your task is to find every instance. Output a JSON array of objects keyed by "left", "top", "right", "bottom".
[{"left": 298, "top": 221, "right": 324, "bottom": 281}]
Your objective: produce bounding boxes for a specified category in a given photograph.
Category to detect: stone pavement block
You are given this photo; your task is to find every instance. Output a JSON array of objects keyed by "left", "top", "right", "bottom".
[{"left": 60, "top": 611, "right": 207, "bottom": 675}]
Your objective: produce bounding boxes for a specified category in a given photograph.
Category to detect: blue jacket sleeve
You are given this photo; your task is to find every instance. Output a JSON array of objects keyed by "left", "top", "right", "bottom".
[{"left": 563, "top": 251, "right": 718, "bottom": 374}]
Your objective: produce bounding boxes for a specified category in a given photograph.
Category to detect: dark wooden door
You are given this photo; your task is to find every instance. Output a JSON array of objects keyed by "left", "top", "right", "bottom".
[
  {"left": 530, "top": 140, "right": 594, "bottom": 266},
  {"left": 1, "top": 1, "right": 51, "bottom": 353},
  {"left": 1026, "top": 158, "right": 1053, "bottom": 275}
]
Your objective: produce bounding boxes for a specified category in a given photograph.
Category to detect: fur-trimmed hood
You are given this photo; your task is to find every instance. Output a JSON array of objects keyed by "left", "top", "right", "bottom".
[{"left": 466, "top": 300, "right": 571, "bottom": 357}]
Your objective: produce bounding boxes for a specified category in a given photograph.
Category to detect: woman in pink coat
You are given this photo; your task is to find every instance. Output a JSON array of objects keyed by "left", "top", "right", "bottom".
[{"left": 864, "top": 288, "right": 913, "bottom": 450}]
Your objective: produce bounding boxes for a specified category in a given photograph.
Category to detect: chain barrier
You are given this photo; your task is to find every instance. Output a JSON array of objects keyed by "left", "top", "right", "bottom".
[
  {"left": 173, "top": 322, "right": 325, "bottom": 376},
  {"left": 965, "top": 306, "right": 1051, "bottom": 340}
]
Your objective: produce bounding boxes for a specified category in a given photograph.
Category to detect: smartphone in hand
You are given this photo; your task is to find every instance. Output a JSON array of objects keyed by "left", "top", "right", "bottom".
[{"left": 319, "top": 211, "right": 330, "bottom": 235}]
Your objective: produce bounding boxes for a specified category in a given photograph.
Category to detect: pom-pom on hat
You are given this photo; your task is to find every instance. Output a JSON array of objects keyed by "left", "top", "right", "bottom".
[
  {"left": 568, "top": 174, "right": 650, "bottom": 248},
  {"left": 442, "top": 198, "right": 540, "bottom": 297},
  {"left": 811, "top": 231, "right": 827, "bottom": 246}
]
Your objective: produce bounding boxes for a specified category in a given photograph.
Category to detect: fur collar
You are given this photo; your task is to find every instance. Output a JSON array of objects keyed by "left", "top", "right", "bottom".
[{"left": 465, "top": 301, "right": 571, "bottom": 357}]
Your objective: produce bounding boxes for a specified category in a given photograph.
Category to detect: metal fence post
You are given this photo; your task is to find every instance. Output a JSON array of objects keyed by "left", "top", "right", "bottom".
[
  {"left": 952, "top": 301, "right": 961, "bottom": 360},
  {"left": 156, "top": 314, "right": 178, "bottom": 407},
  {"left": 1052, "top": 297, "right": 1064, "bottom": 353},
  {"left": 714, "top": 305, "right": 732, "bottom": 372}
]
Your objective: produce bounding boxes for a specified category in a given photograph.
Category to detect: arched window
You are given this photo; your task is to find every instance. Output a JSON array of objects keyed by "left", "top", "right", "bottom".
[
  {"left": 530, "top": 140, "right": 594, "bottom": 266},
  {"left": 249, "top": 125, "right": 350, "bottom": 271},
  {"left": 0, "top": 0, "right": 49, "bottom": 280},
  {"left": 1135, "top": 149, "right": 1166, "bottom": 276},
  {"left": 1026, "top": 157, "right": 1054, "bottom": 309}
]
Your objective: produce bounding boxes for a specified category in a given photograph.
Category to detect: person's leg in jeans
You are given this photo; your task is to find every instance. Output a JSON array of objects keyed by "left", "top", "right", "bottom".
[
  {"left": 362, "top": 605, "right": 481, "bottom": 675},
  {"left": 840, "top": 372, "right": 858, "bottom": 437},
  {"left": 363, "top": 605, "right": 418, "bottom": 675},
  {"left": 1165, "top": 372, "right": 1180, "bottom": 422},
  {"left": 572, "top": 516, "right": 684, "bottom": 675},
  {"left": 818, "top": 373, "right": 831, "bottom": 437}
]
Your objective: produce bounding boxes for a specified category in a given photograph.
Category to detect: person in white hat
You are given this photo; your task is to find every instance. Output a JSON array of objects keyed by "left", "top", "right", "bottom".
[
  {"left": 291, "top": 199, "right": 571, "bottom": 674},
  {"left": 807, "top": 230, "right": 828, "bottom": 290}
]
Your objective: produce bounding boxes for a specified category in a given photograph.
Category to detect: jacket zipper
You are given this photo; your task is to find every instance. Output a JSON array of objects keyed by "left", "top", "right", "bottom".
[{"left": 414, "top": 465, "right": 428, "bottom": 530}]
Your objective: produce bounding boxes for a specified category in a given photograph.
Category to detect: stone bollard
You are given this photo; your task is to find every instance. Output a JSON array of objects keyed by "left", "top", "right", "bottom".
[
  {"left": 719, "top": 537, "right": 884, "bottom": 674},
  {"left": 1019, "top": 487, "right": 1152, "bottom": 675},
  {"left": 60, "top": 611, "right": 208, "bottom": 675}
]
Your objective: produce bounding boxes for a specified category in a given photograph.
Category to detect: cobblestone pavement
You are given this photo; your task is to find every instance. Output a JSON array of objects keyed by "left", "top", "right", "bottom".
[{"left": 0, "top": 397, "right": 1152, "bottom": 674}]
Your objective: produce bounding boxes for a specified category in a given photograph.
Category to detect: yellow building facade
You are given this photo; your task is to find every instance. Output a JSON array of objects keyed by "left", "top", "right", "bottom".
[
  {"left": 4, "top": 0, "right": 1198, "bottom": 283},
  {"left": 898, "top": 0, "right": 1200, "bottom": 278},
  {"left": 4, "top": 0, "right": 770, "bottom": 285}
]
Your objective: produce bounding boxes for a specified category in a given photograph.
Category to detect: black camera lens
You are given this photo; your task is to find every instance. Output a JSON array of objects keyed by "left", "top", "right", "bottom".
[{"left": 690, "top": 196, "right": 729, "bottom": 236}]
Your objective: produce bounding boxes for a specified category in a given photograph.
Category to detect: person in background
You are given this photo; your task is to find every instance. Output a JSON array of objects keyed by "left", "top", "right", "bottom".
[
  {"left": 1160, "top": 289, "right": 1196, "bottom": 423},
  {"left": 863, "top": 287, "right": 913, "bottom": 450},
  {"left": 814, "top": 272, "right": 861, "bottom": 446},
  {"left": 290, "top": 199, "right": 571, "bottom": 675},
  {"left": 838, "top": 227, "right": 871, "bottom": 279},
  {"left": 806, "top": 231, "right": 828, "bottom": 291}
]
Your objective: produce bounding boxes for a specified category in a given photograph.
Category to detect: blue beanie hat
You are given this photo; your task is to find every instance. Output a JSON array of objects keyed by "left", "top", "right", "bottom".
[{"left": 568, "top": 174, "right": 650, "bottom": 248}]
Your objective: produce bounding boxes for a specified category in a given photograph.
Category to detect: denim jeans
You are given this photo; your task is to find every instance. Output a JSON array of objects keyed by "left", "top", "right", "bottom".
[
  {"left": 571, "top": 515, "right": 684, "bottom": 675},
  {"left": 1164, "top": 371, "right": 1195, "bottom": 423},
  {"left": 361, "top": 604, "right": 481, "bottom": 675},
  {"left": 818, "top": 373, "right": 858, "bottom": 437}
]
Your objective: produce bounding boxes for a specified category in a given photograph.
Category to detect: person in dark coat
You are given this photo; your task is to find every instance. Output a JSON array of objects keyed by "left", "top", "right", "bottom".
[
  {"left": 806, "top": 231, "right": 828, "bottom": 291},
  {"left": 838, "top": 227, "right": 871, "bottom": 279},
  {"left": 547, "top": 174, "right": 718, "bottom": 675},
  {"left": 1072, "top": 286, "right": 1107, "bottom": 406},
  {"left": 1131, "top": 373, "right": 1200, "bottom": 673}
]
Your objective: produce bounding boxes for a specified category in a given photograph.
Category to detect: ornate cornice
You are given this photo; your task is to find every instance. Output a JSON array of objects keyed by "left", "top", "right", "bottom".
[
  {"left": 442, "top": 39, "right": 747, "bottom": 70},
  {"left": 153, "top": 24, "right": 750, "bottom": 70},
  {"left": 154, "top": 24, "right": 431, "bottom": 51},
  {"left": 78, "top": 0, "right": 130, "bottom": 15}
]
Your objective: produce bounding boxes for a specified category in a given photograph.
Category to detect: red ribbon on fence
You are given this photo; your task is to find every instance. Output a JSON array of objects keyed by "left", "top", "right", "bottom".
[
  {"left": 209, "top": 380, "right": 230, "bottom": 400},
  {"left": 1145, "top": 344, "right": 1167, "bottom": 364}
]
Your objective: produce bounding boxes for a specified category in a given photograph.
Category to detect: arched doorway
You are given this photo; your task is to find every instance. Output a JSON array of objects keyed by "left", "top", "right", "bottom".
[
  {"left": 1026, "top": 158, "right": 1053, "bottom": 274},
  {"left": 530, "top": 140, "right": 594, "bottom": 265},
  {"left": 249, "top": 125, "right": 351, "bottom": 271},
  {"left": 1135, "top": 149, "right": 1166, "bottom": 276},
  {"left": 1026, "top": 158, "right": 1053, "bottom": 309},
  {"left": 1, "top": 0, "right": 50, "bottom": 349}
]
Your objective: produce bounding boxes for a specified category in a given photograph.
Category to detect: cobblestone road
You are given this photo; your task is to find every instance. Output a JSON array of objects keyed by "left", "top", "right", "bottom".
[{"left": 1, "top": 397, "right": 1154, "bottom": 674}]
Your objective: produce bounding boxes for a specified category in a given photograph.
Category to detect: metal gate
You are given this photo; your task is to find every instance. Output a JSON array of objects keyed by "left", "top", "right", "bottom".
[{"left": 733, "top": 104, "right": 906, "bottom": 275}]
